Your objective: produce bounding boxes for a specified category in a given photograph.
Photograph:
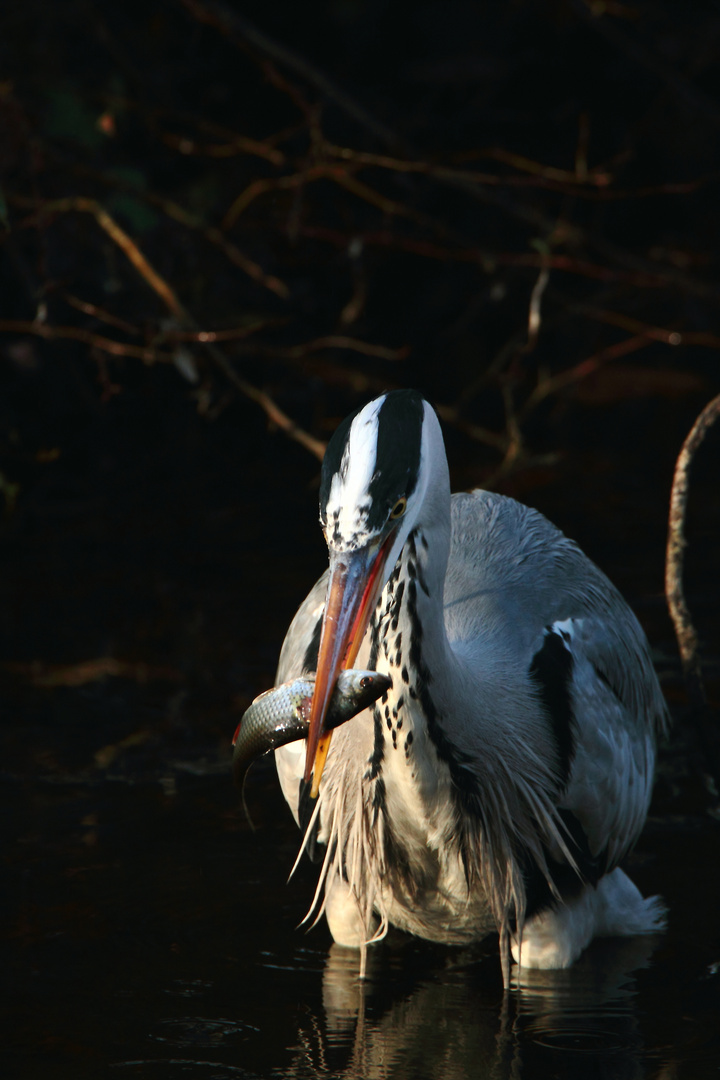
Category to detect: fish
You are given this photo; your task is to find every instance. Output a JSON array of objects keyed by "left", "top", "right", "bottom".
[{"left": 232, "top": 669, "right": 391, "bottom": 787}]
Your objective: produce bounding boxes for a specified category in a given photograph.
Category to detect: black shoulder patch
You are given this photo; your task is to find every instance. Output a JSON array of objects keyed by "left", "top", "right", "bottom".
[
  {"left": 301, "top": 613, "right": 323, "bottom": 674},
  {"left": 529, "top": 627, "right": 576, "bottom": 789}
]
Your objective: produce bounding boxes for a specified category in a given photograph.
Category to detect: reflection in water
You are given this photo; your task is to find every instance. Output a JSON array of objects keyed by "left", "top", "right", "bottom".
[
  {"left": 284, "top": 936, "right": 660, "bottom": 1080},
  {"left": 151, "top": 1016, "right": 261, "bottom": 1047},
  {"left": 6, "top": 764, "right": 717, "bottom": 1079},
  {"left": 512, "top": 939, "right": 661, "bottom": 1080}
]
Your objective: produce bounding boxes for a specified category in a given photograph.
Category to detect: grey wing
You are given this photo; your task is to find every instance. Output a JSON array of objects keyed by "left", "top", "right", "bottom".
[
  {"left": 274, "top": 571, "right": 328, "bottom": 823},
  {"left": 559, "top": 610, "right": 669, "bottom": 873},
  {"left": 444, "top": 491, "right": 668, "bottom": 878}
]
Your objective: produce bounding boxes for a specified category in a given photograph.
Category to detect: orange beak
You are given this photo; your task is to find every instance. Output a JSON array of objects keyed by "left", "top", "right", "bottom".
[{"left": 304, "top": 533, "right": 396, "bottom": 796}]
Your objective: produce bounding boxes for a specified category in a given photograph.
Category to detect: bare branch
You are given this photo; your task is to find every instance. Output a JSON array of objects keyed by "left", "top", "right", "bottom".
[
  {"left": 666, "top": 392, "right": 720, "bottom": 798},
  {"left": 61, "top": 293, "right": 143, "bottom": 336},
  {"left": 2, "top": 657, "right": 182, "bottom": 687},
  {"left": 21, "top": 196, "right": 186, "bottom": 319},
  {"left": 525, "top": 261, "right": 550, "bottom": 353},
  {"left": 202, "top": 342, "right": 327, "bottom": 461},
  {"left": 0, "top": 318, "right": 172, "bottom": 363},
  {"left": 666, "top": 392, "right": 720, "bottom": 706},
  {"left": 8, "top": 198, "right": 321, "bottom": 458},
  {"left": 178, "top": 0, "right": 401, "bottom": 150},
  {"left": 520, "top": 332, "right": 654, "bottom": 418},
  {"left": 299, "top": 225, "right": 671, "bottom": 289},
  {"left": 432, "top": 404, "right": 509, "bottom": 454},
  {"left": 13, "top": 179, "right": 290, "bottom": 299},
  {"left": 235, "top": 335, "right": 408, "bottom": 363}
]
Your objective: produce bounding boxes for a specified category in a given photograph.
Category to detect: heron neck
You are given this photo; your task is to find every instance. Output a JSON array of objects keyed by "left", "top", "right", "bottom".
[
  {"left": 375, "top": 482, "right": 456, "bottom": 701},
  {"left": 404, "top": 474, "right": 453, "bottom": 668}
]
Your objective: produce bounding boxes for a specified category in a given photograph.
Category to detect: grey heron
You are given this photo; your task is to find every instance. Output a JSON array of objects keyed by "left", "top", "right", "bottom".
[{"left": 274, "top": 390, "right": 668, "bottom": 981}]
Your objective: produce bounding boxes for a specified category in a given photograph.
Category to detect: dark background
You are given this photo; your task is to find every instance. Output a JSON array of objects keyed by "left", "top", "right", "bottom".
[{"left": 1, "top": 2, "right": 719, "bottom": 1077}]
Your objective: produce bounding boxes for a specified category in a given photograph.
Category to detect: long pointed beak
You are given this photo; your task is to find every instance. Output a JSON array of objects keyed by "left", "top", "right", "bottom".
[{"left": 304, "top": 534, "right": 395, "bottom": 795}]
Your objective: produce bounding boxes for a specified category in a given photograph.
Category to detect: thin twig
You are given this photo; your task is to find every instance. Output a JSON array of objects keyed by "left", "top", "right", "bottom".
[
  {"left": 299, "top": 225, "right": 670, "bottom": 288},
  {"left": 61, "top": 292, "right": 143, "bottom": 336},
  {"left": 429, "top": 155, "right": 720, "bottom": 304},
  {"left": 158, "top": 321, "right": 281, "bottom": 344},
  {"left": 126, "top": 200, "right": 290, "bottom": 299},
  {"left": 326, "top": 142, "right": 615, "bottom": 192},
  {"left": 3, "top": 657, "right": 182, "bottom": 687},
  {"left": 22, "top": 196, "right": 186, "bottom": 318},
  {"left": 525, "top": 260, "right": 550, "bottom": 353},
  {"left": 432, "top": 404, "right": 509, "bottom": 453},
  {"left": 175, "top": 4, "right": 720, "bottom": 305},
  {"left": 104, "top": 93, "right": 287, "bottom": 166},
  {"left": 520, "top": 332, "right": 655, "bottom": 418},
  {"left": 327, "top": 142, "right": 718, "bottom": 203},
  {"left": 178, "top": 0, "right": 401, "bottom": 149},
  {"left": 8, "top": 197, "right": 322, "bottom": 458},
  {"left": 283, "top": 358, "right": 392, "bottom": 396},
  {"left": 222, "top": 163, "right": 440, "bottom": 235},
  {"left": 575, "top": 304, "right": 720, "bottom": 350},
  {"left": 482, "top": 145, "right": 610, "bottom": 187},
  {"left": 0, "top": 319, "right": 172, "bottom": 363},
  {"left": 222, "top": 165, "right": 347, "bottom": 229},
  {"left": 13, "top": 177, "right": 290, "bottom": 299},
  {"left": 234, "top": 335, "right": 408, "bottom": 363},
  {"left": 202, "top": 342, "right": 326, "bottom": 460},
  {"left": 160, "top": 128, "right": 285, "bottom": 164}
]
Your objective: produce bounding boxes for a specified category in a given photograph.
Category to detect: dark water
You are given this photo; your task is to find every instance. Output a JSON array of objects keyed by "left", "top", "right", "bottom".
[
  {"left": 2, "top": 389, "right": 720, "bottom": 1080},
  {"left": 3, "top": 752, "right": 720, "bottom": 1079}
]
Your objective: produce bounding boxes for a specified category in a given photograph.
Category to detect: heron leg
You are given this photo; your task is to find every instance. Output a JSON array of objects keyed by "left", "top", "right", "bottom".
[
  {"left": 324, "top": 874, "right": 379, "bottom": 951},
  {"left": 511, "top": 868, "right": 666, "bottom": 970}
]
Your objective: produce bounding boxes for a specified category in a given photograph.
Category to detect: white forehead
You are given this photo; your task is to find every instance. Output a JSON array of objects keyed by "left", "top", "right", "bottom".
[{"left": 324, "top": 397, "right": 384, "bottom": 545}]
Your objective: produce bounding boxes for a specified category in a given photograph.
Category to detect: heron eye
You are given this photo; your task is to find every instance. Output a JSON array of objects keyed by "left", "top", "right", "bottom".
[{"left": 390, "top": 497, "right": 407, "bottom": 519}]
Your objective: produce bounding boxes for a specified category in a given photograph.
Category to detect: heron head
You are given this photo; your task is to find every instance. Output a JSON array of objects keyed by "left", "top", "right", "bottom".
[{"left": 304, "top": 390, "right": 435, "bottom": 792}]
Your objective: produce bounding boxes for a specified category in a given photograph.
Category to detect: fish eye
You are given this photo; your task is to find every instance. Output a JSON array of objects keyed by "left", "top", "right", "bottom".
[{"left": 390, "top": 497, "right": 407, "bottom": 519}]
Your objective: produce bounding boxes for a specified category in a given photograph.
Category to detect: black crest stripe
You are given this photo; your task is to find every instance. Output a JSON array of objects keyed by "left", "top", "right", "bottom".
[{"left": 365, "top": 390, "right": 425, "bottom": 531}]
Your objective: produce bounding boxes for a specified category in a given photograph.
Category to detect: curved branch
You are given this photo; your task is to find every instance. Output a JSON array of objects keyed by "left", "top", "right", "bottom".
[
  {"left": 665, "top": 392, "right": 720, "bottom": 797},
  {"left": 665, "top": 392, "right": 720, "bottom": 705},
  {"left": 11, "top": 197, "right": 322, "bottom": 460}
]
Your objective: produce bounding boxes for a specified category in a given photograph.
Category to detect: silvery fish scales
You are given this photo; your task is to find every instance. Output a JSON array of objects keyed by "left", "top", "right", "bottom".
[{"left": 232, "top": 670, "right": 390, "bottom": 786}]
